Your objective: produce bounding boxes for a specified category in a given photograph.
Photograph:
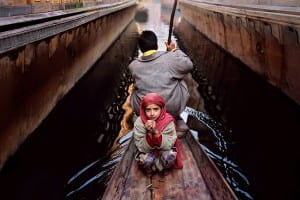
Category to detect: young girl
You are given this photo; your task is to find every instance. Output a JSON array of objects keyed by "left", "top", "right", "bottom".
[{"left": 133, "top": 93, "right": 183, "bottom": 174}]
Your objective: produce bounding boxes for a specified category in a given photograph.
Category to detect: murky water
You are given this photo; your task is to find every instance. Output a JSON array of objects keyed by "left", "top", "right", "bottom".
[
  {"left": 1, "top": 1, "right": 300, "bottom": 200},
  {"left": 0, "top": 21, "right": 138, "bottom": 199},
  {"left": 65, "top": 1, "right": 255, "bottom": 199},
  {"left": 175, "top": 15, "right": 300, "bottom": 200}
]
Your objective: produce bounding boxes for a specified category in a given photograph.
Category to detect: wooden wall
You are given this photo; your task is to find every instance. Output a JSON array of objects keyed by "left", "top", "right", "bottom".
[
  {"left": 0, "top": 1, "right": 136, "bottom": 169},
  {"left": 0, "top": 0, "right": 105, "bottom": 16},
  {"left": 191, "top": 0, "right": 300, "bottom": 7},
  {"left": 180, "top": 0, "right": 300, "bottom": 106}
]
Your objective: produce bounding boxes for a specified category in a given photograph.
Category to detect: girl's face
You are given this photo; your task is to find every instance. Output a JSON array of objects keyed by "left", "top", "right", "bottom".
[{"left": 145, "top": 104, "right": 162, "bottom": 121}]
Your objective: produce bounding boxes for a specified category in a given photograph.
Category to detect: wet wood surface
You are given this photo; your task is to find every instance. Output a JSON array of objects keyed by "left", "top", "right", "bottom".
[
  {"left": 185, "top": 132, "right": 237, "bottom": 200},
  {"left": 102, "top": 139, "right": 136, "bottom": 200},
  {"left": 102, "top": 132, "right": 237, "bottom": 199},
  {"left": 180, "top": 139, "right": 212, "bottom": 199},
  {"left": 121, "top": 161, "right": 151, "bottom": 200}
]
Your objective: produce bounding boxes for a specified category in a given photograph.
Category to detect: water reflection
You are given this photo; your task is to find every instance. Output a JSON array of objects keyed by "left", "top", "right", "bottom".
[
  {"left": 66, "top": 132, "right": 132, "bottom": 199},
  {"left": 175, "top": 17, "right": 300, "bottom": 199},
  {"left": 136, "top": 0, "right": 180, "bottom": 51},
  {"left": 185, "top": 107, "right": 253, "bottom": 199},
  {"left": 66, "top": 83, "right": 135, "bottom": 199},
  {"left": 63, "top": 22, "right": 138, "bottom": 199},
  {"left": 0, "top": 20, "right": 138, "bottom": 200},
  {"left": 2, "top": 1, "right": 299, "bottom": 200}
]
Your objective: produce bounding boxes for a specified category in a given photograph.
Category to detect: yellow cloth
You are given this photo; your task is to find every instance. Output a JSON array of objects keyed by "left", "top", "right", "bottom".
[{"left": 143, "top": 50, "right": 157, "bottom": 56}]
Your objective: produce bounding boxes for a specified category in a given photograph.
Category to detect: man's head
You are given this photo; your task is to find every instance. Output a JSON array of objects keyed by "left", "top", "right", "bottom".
[{"left": 138, "top": 30, "right": 158, "bottom": 53}]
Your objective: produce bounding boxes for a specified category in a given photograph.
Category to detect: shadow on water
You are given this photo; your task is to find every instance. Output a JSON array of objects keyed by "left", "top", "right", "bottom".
[
  {"left": 1, "top": 2, "right": 300, "bottom": 200},
  {"left": 184, "top": 107, "right": 253, "bottom": 199},
  {"left": 175, "top": 18, "right": 300, "bottom": 200},
  {"left": 0, "top": 21, "right": 138, "bottom": 200}
]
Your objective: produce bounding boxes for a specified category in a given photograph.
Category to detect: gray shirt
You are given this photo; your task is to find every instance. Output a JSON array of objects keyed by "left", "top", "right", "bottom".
[{"left": 129, "top": 50, "right": 193, "bottom": 117}]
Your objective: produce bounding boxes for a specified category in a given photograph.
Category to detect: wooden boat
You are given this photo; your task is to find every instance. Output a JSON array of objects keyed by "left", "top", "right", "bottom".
[{"left": 102, "top": 130, "right": 238, "bottom": 200}]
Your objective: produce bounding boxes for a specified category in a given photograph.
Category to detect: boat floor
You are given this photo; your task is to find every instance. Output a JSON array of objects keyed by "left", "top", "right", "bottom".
[
  {"left": 121, "top": 138, "right": 213, "bottom": 200},
  {"left": 103, "top": 135, "right": 218, "bottom": 199}
]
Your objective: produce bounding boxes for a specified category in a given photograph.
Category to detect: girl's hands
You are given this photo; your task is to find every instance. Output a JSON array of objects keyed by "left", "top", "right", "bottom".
[
  {"left": 145, "top": 120, "right": 161, "bottom": 138},
  {"left": 145, "top": 120, "right": 156, "bottom": 132}
]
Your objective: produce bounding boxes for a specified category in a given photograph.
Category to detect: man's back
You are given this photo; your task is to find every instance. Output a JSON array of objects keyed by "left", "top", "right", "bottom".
[{"left": 129, "top": 49, "right": 193, "bottom": 117}]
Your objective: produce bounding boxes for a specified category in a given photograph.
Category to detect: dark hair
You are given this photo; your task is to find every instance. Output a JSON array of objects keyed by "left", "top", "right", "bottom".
[{"left": 138, "top": 30, "right": 158, "bottom": 53}]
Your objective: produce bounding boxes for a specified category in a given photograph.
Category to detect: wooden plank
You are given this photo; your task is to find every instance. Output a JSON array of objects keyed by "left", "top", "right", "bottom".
[
  {"left": 0, "top": 0, "right": 137, "bottom": 54},
  {"left": 121, "top": 160, "right": 151, "bottom": 200},
  {"left": 104, "top": 131, "right": 237, "bottom": 200},
  {"left": 180, "top": 139, "right": 212, "bottom": 200},
  {"left": 180, "top": 0, "right": 300, "bottom": 26},
  {"left": 151, "top": 169, "right": 185, "bottom": 200},
  {"left": 151, "top": 138, "right": 212, "bottom": 200},
  {"left": 185, "top": 132, "right": 238, "bottom": 200},
  {"left": 102, "top": 140, "right": 136, "bottom": 200},
  {"left": 150, "top": 136, "right": 186, "bottom": 199}
]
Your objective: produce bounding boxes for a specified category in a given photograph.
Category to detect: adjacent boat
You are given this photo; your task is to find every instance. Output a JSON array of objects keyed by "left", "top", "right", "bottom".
[{"left": 102, "top": 130, "right": 238, "bottom": 200}]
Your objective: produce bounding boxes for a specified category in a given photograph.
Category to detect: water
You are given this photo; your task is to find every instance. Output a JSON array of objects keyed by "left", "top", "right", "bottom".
[
  {"left": 1, "top": 0, "right": 300, "bottom": 199},
  {"left": 175, "top": 15, "right": 300, "bottom": 199},
  {"left": 0, "top": 20, "right": 138, "bottom": 200},
  {"left": 185, "top": 107, "right": 253, "bottom": 199},
  {"left": 0, "top": 1, "right": 252, "bottom": 199},
  {"left": 133, "top": 0, "right": 300, "bottom": 199}
]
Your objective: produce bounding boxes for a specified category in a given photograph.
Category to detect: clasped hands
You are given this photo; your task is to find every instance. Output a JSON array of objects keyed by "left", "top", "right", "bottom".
[{"left": 145, "top": 120, "right": 161, "bottom": 138}]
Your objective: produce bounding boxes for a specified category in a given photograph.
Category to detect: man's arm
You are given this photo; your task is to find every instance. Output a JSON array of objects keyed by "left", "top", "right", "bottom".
[{"left": 165, "top": 40, "right": 193, "bottom": 74}]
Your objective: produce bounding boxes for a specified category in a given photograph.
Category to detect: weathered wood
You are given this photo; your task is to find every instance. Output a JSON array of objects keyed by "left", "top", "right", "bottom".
[
  {"left": 0, "top": 0, "right": 137, "bottom": 54},
  {"left": 102, "top": 140, "right": 136, "bottom": 200},
  {"left": 181, "top": 0, "right": 300, "bottom": 25},
  {"left": 179, "top": 0, "right": 300, "bottom": 107},
  {"left": 180, "top": 139, "right": 212, "bottom": 200},
  {"left": 186, "top": 132, "right": 238, "bottom": 200},
  {"left": 0, "top": 1, "right": 133, "bottom": 26},
  {"left": 103, "top": 131, "right": 237, "bottom": 200},
  {"left": 151, "top": 168, "right": 185, "bottom": 200},
  {"left": 121, "top": 158, "right": 151, "bottom": 200}
]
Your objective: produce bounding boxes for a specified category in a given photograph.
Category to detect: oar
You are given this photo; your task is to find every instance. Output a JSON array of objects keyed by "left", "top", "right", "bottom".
[{"left": 167, "top": 0, "right": 178, "bottom": 45}]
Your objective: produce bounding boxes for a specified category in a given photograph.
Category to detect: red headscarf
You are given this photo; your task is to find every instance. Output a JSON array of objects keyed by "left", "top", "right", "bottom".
[
  {"left": 139, "top": 93, "right": 183, "bottom": 169},
  {"left": 139, "top": 93, "right": 174, "bottom": 130}
]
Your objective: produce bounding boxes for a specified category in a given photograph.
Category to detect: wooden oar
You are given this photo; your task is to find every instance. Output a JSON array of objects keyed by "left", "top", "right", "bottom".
[{"left": 167, "top": 0, "right": 178, "bottom": 45}]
